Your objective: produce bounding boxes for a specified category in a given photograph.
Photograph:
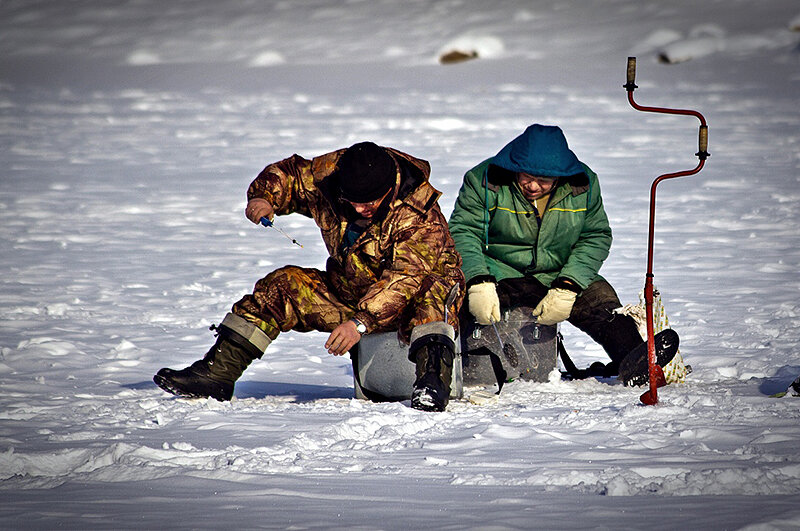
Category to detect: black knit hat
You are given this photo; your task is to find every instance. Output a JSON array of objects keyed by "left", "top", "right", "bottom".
[{"left": 334, "top": 142, "right": 396, "bottom": 202}]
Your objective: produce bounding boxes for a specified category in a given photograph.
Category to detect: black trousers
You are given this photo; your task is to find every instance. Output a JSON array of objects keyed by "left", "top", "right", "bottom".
[{"left": 494, "top": 277, "right": 643, "bottom": 367}]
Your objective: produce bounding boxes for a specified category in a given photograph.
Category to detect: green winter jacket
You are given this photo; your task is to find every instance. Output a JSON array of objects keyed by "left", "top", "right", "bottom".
[{"left": 448, "top": 124, "right": 612, "bottom": 291}]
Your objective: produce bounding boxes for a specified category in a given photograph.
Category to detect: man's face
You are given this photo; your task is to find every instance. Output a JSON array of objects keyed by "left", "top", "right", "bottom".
[
  {"left": 343, "top": 188, "right": 391, "bottom": 219},
  {"left": 516, "top": 172, "right": 556, "bottom": 201}
]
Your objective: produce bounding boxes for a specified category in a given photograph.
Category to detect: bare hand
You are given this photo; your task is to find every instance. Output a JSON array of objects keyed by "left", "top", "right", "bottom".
[
  {"left": 245, "top": 198, "right": 275, "bottom": 224},
  {"left": 325, "top": 320, "right": 362, "bottom": 356}
]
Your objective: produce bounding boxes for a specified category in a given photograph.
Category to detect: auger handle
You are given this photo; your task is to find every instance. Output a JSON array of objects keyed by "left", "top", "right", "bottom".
[
  {"left": 698, "top": 125, "right": 709, "bottom": 159},
  {"left": 625, "top": 57, "right": 638, "bottom": 91}
]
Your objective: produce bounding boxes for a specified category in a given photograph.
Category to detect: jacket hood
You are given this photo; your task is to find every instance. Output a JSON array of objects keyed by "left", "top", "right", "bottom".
[{"left": 490, "top": 124, "right": 585, "bottom": 179}]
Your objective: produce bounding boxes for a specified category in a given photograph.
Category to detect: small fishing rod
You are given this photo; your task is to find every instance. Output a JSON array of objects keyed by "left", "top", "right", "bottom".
[{"left": 260, "top": 217, "right": 303, "bottom": 248}]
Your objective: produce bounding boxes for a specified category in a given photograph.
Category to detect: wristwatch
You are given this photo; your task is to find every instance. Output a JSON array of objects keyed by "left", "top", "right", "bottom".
[{"left": 351, "top": 318, "right": 367, "bottom": 335}]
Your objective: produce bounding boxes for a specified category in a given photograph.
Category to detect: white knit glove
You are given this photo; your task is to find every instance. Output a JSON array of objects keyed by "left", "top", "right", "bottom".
[
  {"left": 468, "top": 282, "right": 501, "bottom": 325},
  {"left": 531, "top": 288, "right": 577, "bottom": 325}
]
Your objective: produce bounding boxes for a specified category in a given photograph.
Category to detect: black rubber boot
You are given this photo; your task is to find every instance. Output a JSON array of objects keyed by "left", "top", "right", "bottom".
[
  {"left": 408, "top": 324, "right": 456, "bottom": 412},
  {"left": 584, "top": 361, "right": 619, "bottom": 379},
  {"left": 562, "top": 314, "right": 643, "bottom": 380},
  {"left": 153, "top": 314, "right": 270, "bottom": 401},
  {"left": 585, "top": 313, "right": 645, "bottom": 375},
  {"left": 617, "top": 329, "right": 680, "bottom": 387}
]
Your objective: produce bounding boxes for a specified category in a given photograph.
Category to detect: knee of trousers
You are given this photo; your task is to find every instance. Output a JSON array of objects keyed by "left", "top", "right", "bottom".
[
  {"left": 571, "top": 279, "right": 623, "bottom": 323},
  {"left": 257, "top": 265, "right": 311, "bottom": 292},
  {"left": 243, "top": 265, "right": 321, "bottom": 313}
]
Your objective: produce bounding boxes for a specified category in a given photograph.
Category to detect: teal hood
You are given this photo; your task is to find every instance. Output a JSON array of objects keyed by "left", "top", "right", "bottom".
[{"left": 491, "top": 124, "right": 585, "bottom": 178}]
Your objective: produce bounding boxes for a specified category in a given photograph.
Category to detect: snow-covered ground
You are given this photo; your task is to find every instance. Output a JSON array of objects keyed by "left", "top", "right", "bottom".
[{"left": 2, "top": 0, "right": 799, "bottom": 528}]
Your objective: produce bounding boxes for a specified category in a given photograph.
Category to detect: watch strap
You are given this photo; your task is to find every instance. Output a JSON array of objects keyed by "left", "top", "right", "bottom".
[{"left": 351, "top": 317, "right": 367, "bottom": 334}]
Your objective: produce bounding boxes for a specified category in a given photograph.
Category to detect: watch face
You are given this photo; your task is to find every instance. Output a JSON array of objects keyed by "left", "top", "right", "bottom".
[{"left": 356, "top": 322, "right": 367, "bottom": 334}]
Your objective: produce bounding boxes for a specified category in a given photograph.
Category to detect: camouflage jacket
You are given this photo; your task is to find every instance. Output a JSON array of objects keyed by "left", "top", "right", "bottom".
[{"left": 247, "top": 146, "right": 464, "bottom": 333}]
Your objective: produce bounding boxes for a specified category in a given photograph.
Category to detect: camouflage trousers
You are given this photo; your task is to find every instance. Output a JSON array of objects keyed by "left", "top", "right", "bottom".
[{"left": 232, "top": 265, "right": 462, "bottom": 344}]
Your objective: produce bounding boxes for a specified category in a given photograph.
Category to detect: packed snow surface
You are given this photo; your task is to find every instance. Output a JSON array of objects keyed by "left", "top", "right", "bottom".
[{"left": 1, "top": 0, "right": 799, "bottom": 529}]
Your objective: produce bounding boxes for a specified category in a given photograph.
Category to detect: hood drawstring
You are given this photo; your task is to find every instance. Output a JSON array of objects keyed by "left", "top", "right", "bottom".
[
  {"left": 483, "top": 169, "right": 490, "bottom": 251},
  {"left": 586, "top": 176, "right": 593, "bottom": 210}
]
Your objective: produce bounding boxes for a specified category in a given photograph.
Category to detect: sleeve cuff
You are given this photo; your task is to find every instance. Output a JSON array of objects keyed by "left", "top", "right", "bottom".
[
  {"left": 466, "top": 275, "right": 497, "bottom": 288},
  {"left": 352, "top": 311, "right": 376, "bottom": 334},
  {"left": 551, "top": 277, "right": 582, "bottom": 294}
]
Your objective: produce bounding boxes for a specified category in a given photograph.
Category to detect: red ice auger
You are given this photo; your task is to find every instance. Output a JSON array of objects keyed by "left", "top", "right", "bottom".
[{"left": 624, "top": 57, "right": 709, "bottom": 406}]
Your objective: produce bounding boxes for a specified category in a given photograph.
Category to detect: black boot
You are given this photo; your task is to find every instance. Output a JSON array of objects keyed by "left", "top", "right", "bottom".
[
  {"left": 561, "top": 313, "right": 643, "bottom": 380},
  {"left": 408, "top": 322, "right": 456, "bottom": 412},
  {"left": 617, "top": 329, "right": 680, "bottom": 387},
  {"left": 153, "top": 313, "right": 270, "bottom": 401},
  {"left": 590, "top": 313, "right": 645, "bottom": 374}
]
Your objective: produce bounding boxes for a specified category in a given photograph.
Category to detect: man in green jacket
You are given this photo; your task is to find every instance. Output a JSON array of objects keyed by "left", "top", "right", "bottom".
[{"left": 449, "top": 124, "right": 677, "bottom": 385}]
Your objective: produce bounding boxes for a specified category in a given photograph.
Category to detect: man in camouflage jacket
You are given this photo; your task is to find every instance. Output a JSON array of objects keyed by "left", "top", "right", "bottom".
[{"left": 155, "top": 142, "right": 465, "bottom": 411}]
